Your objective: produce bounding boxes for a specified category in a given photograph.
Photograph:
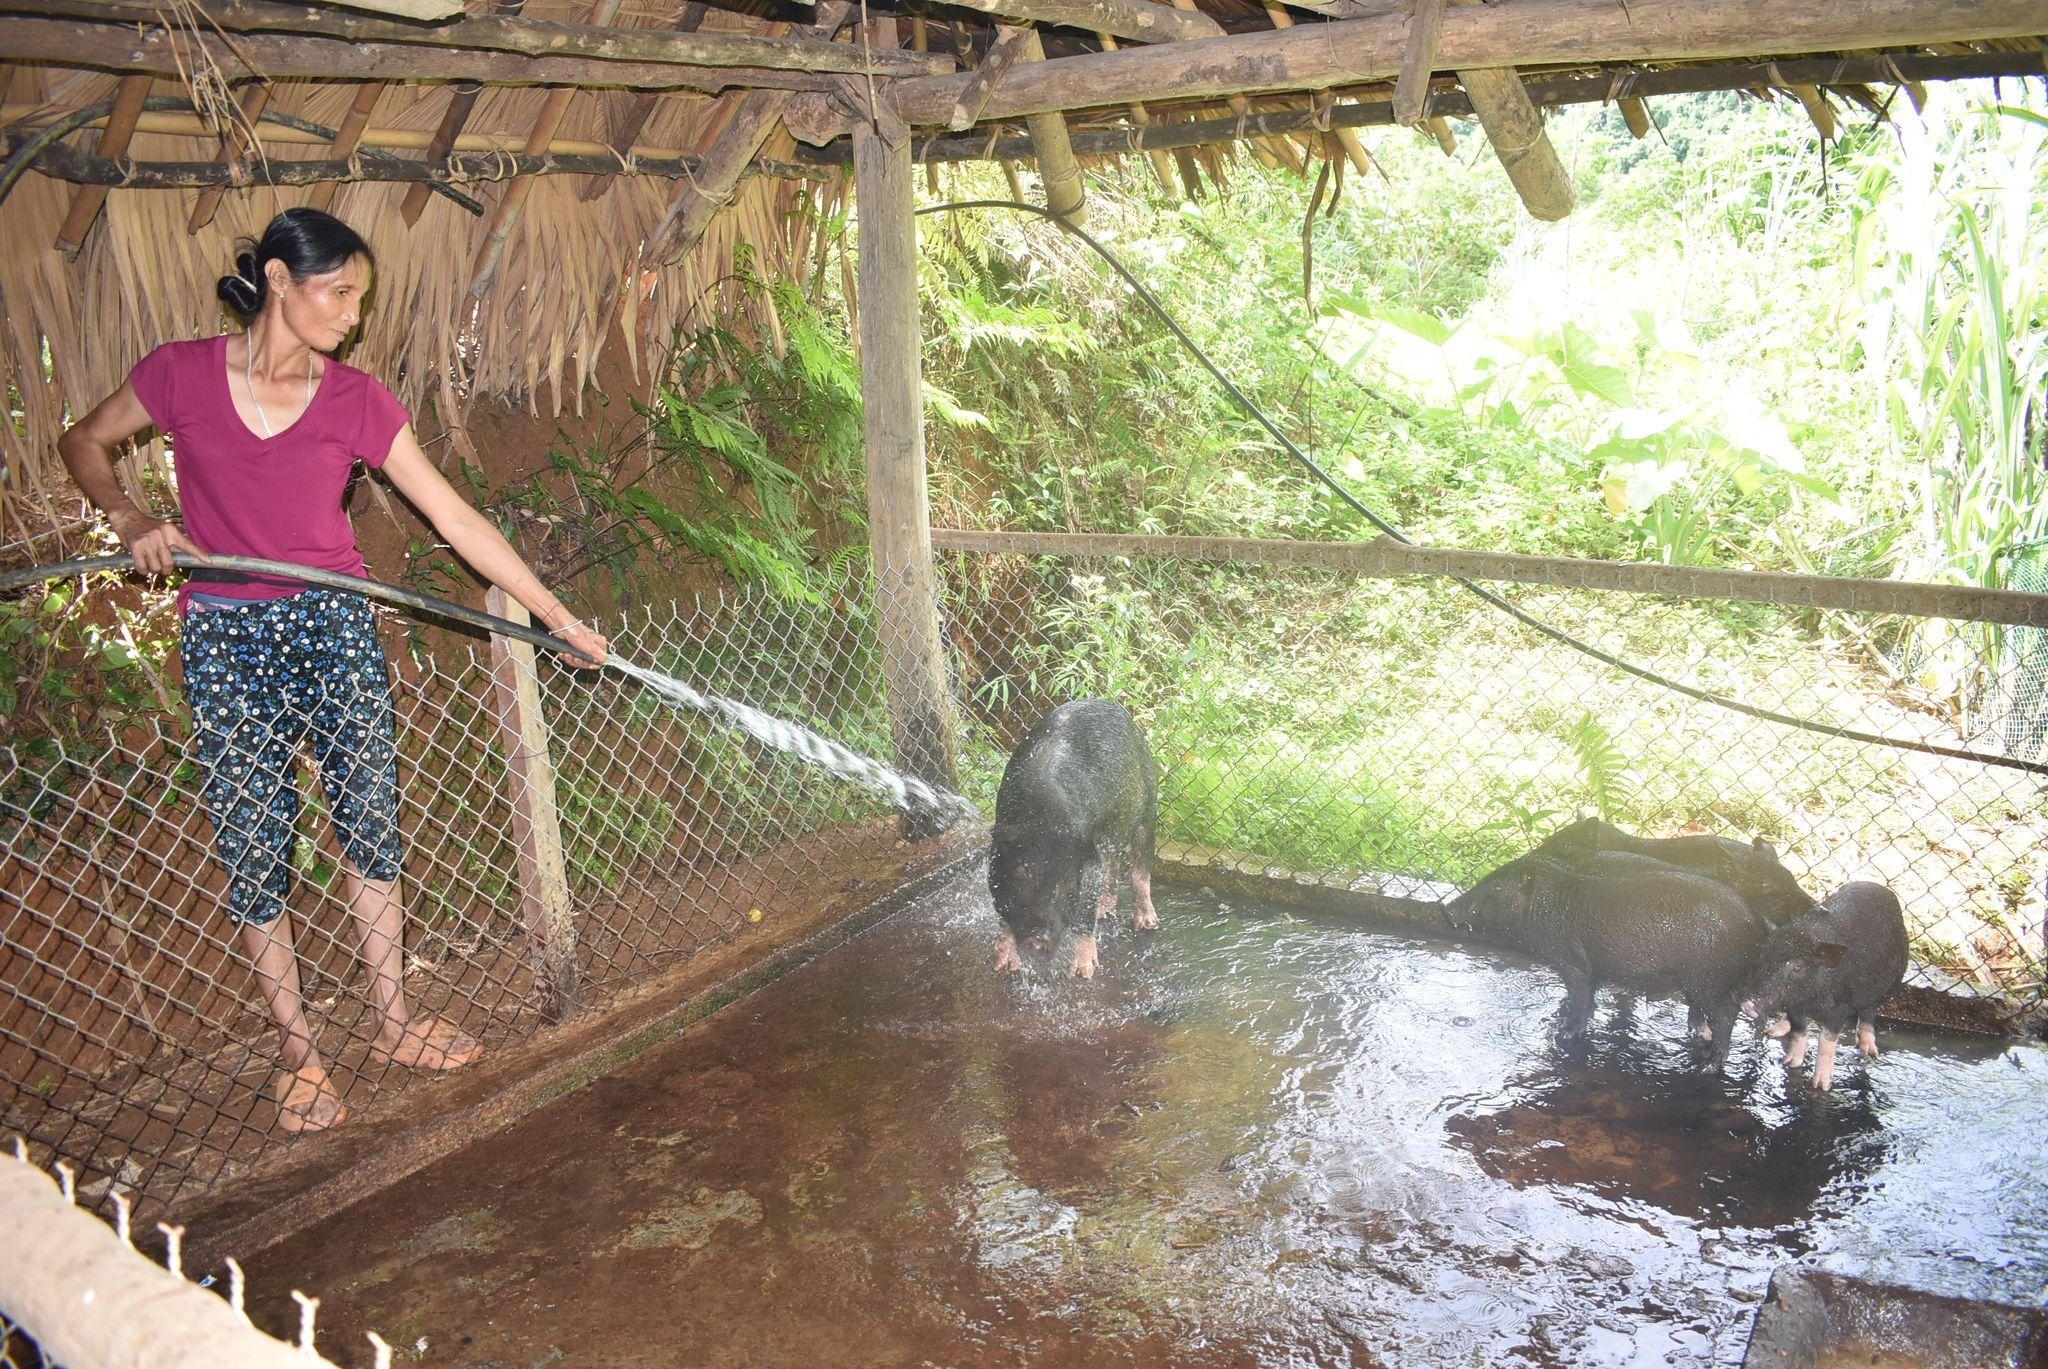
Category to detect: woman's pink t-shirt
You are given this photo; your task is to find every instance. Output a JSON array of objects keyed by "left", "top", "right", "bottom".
[{"left": 127, "top": 333, "right": 409, "bottom": 614}]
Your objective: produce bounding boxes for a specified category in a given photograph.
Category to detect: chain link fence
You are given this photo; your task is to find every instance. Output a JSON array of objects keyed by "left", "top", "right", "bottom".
[
  {"left": 1, "top": 561, "right": 920, "bottom": 1229},
  {"left": 5, "top": 532, "right": 2047, "bottom": 1316},
  {"left": 934, "top": 534, "right": 2048, "bottom": 1012}
]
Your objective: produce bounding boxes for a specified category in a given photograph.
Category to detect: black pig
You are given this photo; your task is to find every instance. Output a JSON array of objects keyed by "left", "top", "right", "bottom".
[
  {"left": 989, "top": 699, "right": 1159, "bottom": 979},
  {"left": 1536, "top": 817, "right": 1820, "bottom": 928},
  {"left": 1744, "top": 882, "right": 1908, "bottom": 1091},
  {"left": 1445, "top": 850, "right": 1766, "bottom": 1066}
]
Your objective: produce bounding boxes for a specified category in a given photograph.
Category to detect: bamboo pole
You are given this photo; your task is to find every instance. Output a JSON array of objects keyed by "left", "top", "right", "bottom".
[
  {"left": 465, "top": 83, "right": 578, "bottom": 297},
  {"left": 581, "top": 0, "right": 708, "bottom": 203},
  {"left": 305, "top": 81, "right": 382, "bottom": 212},
  {"left": 1791, "top": 83, "right": 1838, "bottom": 139},
  {"left": 1260, "top": 0, "right": 1371, "bottom": 176},
  {"left": 51, "top": 73, "right": 146, "bottom": 256},
  {"left": 1618, "top": 95, "right": 1651, "bottom": 139},
  {"left": 1098, "top": 31, "right": 1177, "bottom": 194},
  {"left": 1019, "top": 29, "right": 1086, "bottom": 222},
  {"left": 852, "top": 120, "right": 958, "bottom": 839},
  {"left": 1458, "top": 65, "right": 1573, "bottom": 220}
]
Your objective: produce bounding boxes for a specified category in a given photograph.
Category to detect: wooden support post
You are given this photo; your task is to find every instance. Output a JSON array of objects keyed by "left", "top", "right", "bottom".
[
  {"left": 1019, "top": 29, "right": 1086, "bottom": 222},
  {"left": 1458, "top": 66, "right": 1573, "bottom": 220},
  {"left": 852, "top": 121, "right": 958, "bottom": 839},
  {"left": 52, "top": 73, "right": 147, "bottom": 255},
  {"left": 1618, "top": 95, "right": 1652, "bottom": 139},
  {"left": 305, "top": 80, "right": 382, "bottom": 213},
  {"left": 485, "top": 589, "right": 579, "bottom": 1021}
]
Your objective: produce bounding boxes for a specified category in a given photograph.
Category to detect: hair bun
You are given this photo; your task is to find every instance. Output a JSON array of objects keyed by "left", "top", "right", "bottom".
[{"left": 215, "top": 251, "right": 263, "bottom": 316}]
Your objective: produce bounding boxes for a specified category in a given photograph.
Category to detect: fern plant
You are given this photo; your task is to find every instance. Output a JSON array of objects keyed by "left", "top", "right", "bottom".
[{"left": 1564, "top": 709, "right": 1634, "bottom": 819}]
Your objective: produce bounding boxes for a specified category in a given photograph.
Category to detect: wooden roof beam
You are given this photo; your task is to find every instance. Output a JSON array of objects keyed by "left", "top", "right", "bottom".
[
  {"left": 50, "top": 72, "right": 144, "bottom": 256},
  {"left": 942, "top": 0, "right": 1221, "bottom": 46},
  {"left": 305, "top": 81, "right": 383, "bottom": 213},
  {"left": 188, "top": 80, "right": 272, "bottom": 231},
  {"left": 852, "top": 0, "right": 2048, "bottom": 131},
  {"left": 581, "top": 1, "right": 711, "bottom": 202},
  {"left": 0, "top": 1, "right": 951, "bottom": 78},
  {"left": 0, "top": 18, "right": 848, "bottom": 92}
]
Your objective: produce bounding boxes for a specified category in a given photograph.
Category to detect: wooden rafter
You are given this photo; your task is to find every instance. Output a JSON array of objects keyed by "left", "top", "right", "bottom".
[
  {"left": 941, "top": 0, "right": 1220, "bottom": 45},
  {"left": 400, "top": 81, "right": 482, "bottom": 225},
  {"left": 188, "top": 80, "right": 272, "bottom": 231},
  {"left": 1392, "top": 0, "right": 1445, "bottom": 126},
  {"left": 51, "top": 73, "right": 146, "bottom": 256},
  {"left": 859, "top": 0, "right": 2048, "bottom": 130},
  {"left": 581, "top": 1, "right": 710, "bottom": 203},
  {"left": 639, "top": 0, "right": 852, "bottom": 265},
  {"left": 1460, "top": 67, "right": 1573, "bottom": 219},
  {"left": 951, "top": 23, "right": 1033, "bottom": 131},
  {"left": 306, "top": 82, "right": 383, "bottom": 213},
  {"left": 1098, "top": 31, "right": 1177, "bottom": 193},
  {"left": 1262, "top": 0, "right": 1370, "bottom": 176},
  {"left": 0, "top": 0, "right": 951, "bottom": 77}
]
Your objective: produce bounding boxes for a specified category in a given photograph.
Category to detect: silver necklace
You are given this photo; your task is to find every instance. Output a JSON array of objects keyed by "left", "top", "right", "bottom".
[{"left": 245, "top": 343, "right": 313, "bottom": 438}]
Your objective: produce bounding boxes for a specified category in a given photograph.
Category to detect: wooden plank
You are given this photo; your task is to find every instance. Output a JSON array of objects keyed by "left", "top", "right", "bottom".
[
  {"left": 941, "top": 0, "right": 1222, "bottom": 45},
  {"left": 51, "top": 74, "right": 147, "bottom": 256},
  {"left": 320, "top": 0, "right": 460, "bottom": 18},
  {"left": 484, "top": 590, "right": 579, "bottom": 1023},
  {"left": 1458, "top": 65, "right": 1573, "bottom": 220},
  {"left": 1392, "top": 0, "right": 1446, "bottom": 126},
  {"left": 305, "top": 80, "right": 382, "bottom": 212},
  {"left": 0, "top": 17, "right": 842, "bottom": 93},
  {"left": 0, "top": 0, "right": 953, "bottom": 77},
  {"left": 864, "top": 0, "right": 2048, "bottom": 129},
  {"left": 926, "top": 529, "right": 2048, "bottom": 628},
  {"left": 852, "top": 120, "right": 959, "bottom": 839}
]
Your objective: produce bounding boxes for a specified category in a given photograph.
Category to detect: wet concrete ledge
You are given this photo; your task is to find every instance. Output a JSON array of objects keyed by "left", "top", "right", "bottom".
[
  {"left": 1155, "top": 842, "right": 2045, "bottom": 1040},
  {"left": 177, "top": 826, "right": 989, "bottom": 1269}
]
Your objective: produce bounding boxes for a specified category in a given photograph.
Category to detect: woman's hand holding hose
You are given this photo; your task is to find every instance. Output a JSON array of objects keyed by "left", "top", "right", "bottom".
[{"left": 549, "top": 619, "right": 608, "bottom": 669}]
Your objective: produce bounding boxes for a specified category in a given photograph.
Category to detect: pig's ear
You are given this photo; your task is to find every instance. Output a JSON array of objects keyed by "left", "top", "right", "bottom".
[
  {"left": 1752, "top": 836, "right": 1778, "bottom": 858},
  {"left": 1815, "top": 940, "right": 1848, "bottom": 968}
]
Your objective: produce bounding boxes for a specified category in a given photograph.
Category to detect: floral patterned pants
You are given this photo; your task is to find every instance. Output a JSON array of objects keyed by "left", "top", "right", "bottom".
[{"left": 180, "top": 589, "right": 402, "bottom": 924}]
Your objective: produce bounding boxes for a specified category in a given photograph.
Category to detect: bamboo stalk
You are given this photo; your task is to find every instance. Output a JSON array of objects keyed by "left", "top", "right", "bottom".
[
  {"left": 1618, "top": 95, "right": 1651, "bottom": 139},
  {"left": 1019, "top": 29, "right": 1086, "bottom": 222},
  {"left": 1098, "top": 31, "right": 1177, "bottom": 194},
  {"left": 52, "top": 73, "right": 147, "bottom": 256},
  {"left": 1260, "top": 1, "right": 1371, "bottom": 176},
  {"left": 1791, "top": 82, "right": 1838, "bottom": 139},
  {"left": 465, "top": 84, "right": 579, "bottom": 298}
]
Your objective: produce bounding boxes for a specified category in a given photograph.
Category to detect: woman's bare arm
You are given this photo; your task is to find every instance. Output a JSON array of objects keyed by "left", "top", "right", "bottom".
[{"left": 57, "top": 383, "right": 207, "bottom": 576}]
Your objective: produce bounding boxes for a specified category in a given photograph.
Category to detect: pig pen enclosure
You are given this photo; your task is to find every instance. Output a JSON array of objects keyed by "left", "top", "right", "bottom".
[
  {"left": 5, "top": 536, "right": 2048, "bottom": 1367},
  {"left": 8, "top": 0, "right": 2048, "bottom": 1361}
]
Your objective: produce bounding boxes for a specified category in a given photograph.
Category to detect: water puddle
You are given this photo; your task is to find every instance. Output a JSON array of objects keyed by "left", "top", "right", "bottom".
[{"left": 252, "top": 877, "right": 2048, "bottom": 1367}]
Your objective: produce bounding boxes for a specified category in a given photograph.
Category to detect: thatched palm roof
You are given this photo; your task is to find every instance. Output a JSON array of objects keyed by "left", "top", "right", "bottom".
[{"left": 3, "top": 0, "right": 2046, "bottom": 539}]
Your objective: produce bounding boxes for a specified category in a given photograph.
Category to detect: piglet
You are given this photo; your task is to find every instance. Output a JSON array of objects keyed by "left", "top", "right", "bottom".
[{"left": 1744, "top": 881, "right": 1908, "bottom": 1090}]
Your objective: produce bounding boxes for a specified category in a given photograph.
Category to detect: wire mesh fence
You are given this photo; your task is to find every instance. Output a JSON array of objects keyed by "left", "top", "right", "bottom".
[
  {"left": 5, "top": 534, "right": 2047, "bottom": 1273},
  {"left": 1, "top": 563, "right": 918, "bottom": 1226},
  {"left": 934, "top": 536, "right": 2048, "bottom": 1010}
]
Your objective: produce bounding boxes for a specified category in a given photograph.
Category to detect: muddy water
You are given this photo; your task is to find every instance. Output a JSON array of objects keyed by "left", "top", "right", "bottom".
[{"left": 252, "top": 877, "right": 2048, "bottom": 1368}]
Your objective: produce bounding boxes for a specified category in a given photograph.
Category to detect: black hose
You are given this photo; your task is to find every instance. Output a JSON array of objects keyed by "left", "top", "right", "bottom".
[
  {"left": 0, "top": 553, "right": 577, "bottom": 659},
  {"left": 917, "top": 198, "right": 2048, "bottom": 778}
]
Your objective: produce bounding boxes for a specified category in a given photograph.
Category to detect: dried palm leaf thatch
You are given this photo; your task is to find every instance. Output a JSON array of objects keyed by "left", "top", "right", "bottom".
[{"left": 0, "top": 68, "right": 843, "bottom": 533}]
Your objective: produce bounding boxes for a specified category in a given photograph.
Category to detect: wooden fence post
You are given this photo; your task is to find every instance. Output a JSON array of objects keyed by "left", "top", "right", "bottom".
[
  {"left": 854, "top": 118, "right": 960, "bottom": 840},
  {"left": 485, "top": 589, "right": 579, "bottom": 1019}
]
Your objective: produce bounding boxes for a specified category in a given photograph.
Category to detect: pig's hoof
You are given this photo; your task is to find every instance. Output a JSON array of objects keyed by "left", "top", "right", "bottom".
[
  {"left": 1132, "top": 908, "right": 1159, "bottom": 931},
  {"left": 1765, "top": 1017, "right": 1791, "bottom": 1038}
]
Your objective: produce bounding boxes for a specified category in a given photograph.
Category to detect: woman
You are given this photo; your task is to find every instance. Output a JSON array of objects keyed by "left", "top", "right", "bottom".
[{"left": 59, "top": 207, "right": 608, "bottom": 1133}]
